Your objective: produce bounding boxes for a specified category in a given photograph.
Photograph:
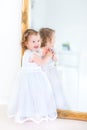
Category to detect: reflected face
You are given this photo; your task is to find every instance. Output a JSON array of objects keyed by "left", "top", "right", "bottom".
[
  {"left": 26, "top": 34, "right": 41, "bottom": 51},
  {"left": 46, "top": 33, "right": 55, "bottom": 48}
]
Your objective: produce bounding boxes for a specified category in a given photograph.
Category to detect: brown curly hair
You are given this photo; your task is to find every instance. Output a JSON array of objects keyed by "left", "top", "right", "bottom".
[
  {"left": 21, "top": 29, "right": 38, "bottom": 49},
  {"left": 39, "top": 28, "right": 55, "bottom": 47}
]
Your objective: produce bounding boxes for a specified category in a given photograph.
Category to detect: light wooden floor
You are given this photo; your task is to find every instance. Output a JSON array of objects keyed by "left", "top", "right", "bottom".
[{"left": 0, "top": 105, "right": 87, "bottom": 130}]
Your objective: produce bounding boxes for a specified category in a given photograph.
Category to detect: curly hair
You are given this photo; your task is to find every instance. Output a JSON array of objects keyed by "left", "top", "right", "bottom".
[
  {"left": 39, "top": 28, "right": 55, "bottom": 47},
  {"left": 21, "top": 29, "right": 38, "bottom": 49}
]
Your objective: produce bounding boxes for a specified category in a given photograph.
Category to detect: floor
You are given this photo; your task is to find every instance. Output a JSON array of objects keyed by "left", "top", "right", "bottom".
[{"left": 0, "top": 105, "right": 87, "bottom": 130}]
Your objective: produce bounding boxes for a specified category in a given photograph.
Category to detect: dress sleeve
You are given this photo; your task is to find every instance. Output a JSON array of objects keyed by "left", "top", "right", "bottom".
[{"left": 22, "top": 50, "right": 33, "bottom": 65}]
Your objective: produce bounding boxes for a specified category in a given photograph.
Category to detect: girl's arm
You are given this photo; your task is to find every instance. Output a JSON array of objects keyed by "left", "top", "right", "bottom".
[{"left": 31, "top": 51, "right": 53, "bottom": 65}]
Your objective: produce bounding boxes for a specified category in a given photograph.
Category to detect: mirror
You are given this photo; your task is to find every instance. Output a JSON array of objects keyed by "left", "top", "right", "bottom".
[{"left": 30, "top": 0, "right": 87, "bottom": 121}]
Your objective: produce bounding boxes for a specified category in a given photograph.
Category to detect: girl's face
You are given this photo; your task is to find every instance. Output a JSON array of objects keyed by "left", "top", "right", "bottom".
[
  {"left": 46, "top": 33, "right": 55, "bottom": 48},
  {"left": 26, "top": 34, "right": 41, "bottom": 51}
]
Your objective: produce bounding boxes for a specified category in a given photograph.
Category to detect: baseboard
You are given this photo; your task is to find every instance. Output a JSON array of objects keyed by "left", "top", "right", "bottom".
[
  {"left": 0, "top": 102, "right": 87, "bottom": 121},
  {"left": 57, "top": 109, "right": 87, "bottom": 121}
]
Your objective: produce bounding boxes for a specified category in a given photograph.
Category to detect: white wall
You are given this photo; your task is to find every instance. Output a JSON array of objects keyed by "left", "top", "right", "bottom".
[
  {"left": 30, "top": 0, "right": 47, "bottom": 29},
  {"left": 31, "top": 0, "right": 87, "bottom": 112},
  {"left": 31, "top": 0, "right": 87, "bottom": 52},
  {"left": 0, "top": 0, "right": 22, "bottom": 104}
]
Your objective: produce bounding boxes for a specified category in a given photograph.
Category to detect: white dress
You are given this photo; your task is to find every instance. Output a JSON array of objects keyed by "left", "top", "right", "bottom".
[
  {"left": 8, "top": 50, "right": 57, "bottom": 123},
  {"left": 42, "top": 57, "right": 69, "bottom": 110}
]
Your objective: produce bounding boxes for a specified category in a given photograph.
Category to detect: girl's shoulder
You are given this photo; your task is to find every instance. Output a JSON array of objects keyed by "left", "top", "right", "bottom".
[
  {"left": 24, "top": 49, "right": 41, "bottom": 57},
  {"left": 24, "top": 49, "right": 32, "bottom": 55},
  {"left": 22, "top": 50, "right": 34, "bottom": 63},
  {"left": 23, "top": 50, "right": 33, "bottom": 58}
]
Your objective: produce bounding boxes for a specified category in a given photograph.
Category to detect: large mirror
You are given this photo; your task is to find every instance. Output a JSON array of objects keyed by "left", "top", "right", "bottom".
[{"left": 30, "top": 0, "right": 87, "bottom": 121}]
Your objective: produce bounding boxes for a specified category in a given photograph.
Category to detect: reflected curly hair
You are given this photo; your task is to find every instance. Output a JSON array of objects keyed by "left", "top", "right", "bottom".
[
  {"left": 21, "top": 29, "right": 38, "bottom": 49},
  {"left": 39, "top": 28, "right": 55, "bottom": 47}
]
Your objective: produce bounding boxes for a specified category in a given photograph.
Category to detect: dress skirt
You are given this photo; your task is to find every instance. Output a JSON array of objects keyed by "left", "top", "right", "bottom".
[{"left": 8, "top": 68, "right": 57, "bottom": 123}]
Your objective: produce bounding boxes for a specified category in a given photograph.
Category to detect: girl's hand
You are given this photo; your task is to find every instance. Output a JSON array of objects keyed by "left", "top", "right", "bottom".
[
  {"left": 47, "top": 48, "right": 54, "bottom": 54},
  {"left": 42, "top": 47, "right": 48, "bottom": 56},
  {"left": 48, "top": 48, "right": 58, "bottom": 61},
  {"left": 52, "top": 54, "right": 58, "bottom": 61},
  {"left": 46, "top": 50, "right": 53, "bottom": 57}
]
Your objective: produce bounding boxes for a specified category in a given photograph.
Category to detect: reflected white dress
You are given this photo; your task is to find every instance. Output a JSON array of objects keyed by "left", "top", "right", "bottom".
[
  {"left": 8, "top": 50, "right": 57, "bottom": 123},
  {"left": 42, "top": 56, "right": 69, "bottom": 110}
]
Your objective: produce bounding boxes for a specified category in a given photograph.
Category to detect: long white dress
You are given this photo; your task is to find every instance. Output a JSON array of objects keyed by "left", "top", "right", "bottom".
[
  {"left": 42, "top": 56, "right": 69, "bottom": 110},
  {"left": 8, "top": 50, "right": 57, "bottom": 123}
]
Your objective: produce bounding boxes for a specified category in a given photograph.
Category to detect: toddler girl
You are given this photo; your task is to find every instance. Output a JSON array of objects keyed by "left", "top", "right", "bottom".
[{"left": 8, "top": 29, "right": 57, "bottom": 123}]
